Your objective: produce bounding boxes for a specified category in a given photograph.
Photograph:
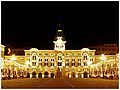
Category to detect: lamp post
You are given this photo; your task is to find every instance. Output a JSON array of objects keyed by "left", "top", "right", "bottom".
[
  {"left": 100, "top": 54, "right": 106, "bottom": 79},
  {"left": 11, "top": 54, "right": 17, "bottom": 79}
]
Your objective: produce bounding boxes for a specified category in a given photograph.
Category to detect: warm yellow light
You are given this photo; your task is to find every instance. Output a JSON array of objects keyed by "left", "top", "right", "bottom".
[
  {"left": 25, "top": 60, "right": 30, "bottom": 65},
  {"left": 100, "top": 54, "right": 106, "bottom": 61},
  {"left": 11, "top": 54, "right": 17, "bottom": 61}
]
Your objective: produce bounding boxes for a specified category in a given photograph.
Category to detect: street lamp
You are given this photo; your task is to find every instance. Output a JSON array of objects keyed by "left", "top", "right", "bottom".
[
  {"left": 11, "top": 54, "right": 17, "bottom": 79},
  {"left": 100, "top": 54, "right": 106, "bottom": 79}
]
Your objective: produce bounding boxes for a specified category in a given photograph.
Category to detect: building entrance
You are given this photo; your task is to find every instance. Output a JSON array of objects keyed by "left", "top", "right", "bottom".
[
  {"left": 32, "top": 72, "right": 36, "bottom": 78},
  {"left": 44, "top": 72, "right": 49, "bottom": 78},
  {"left": 51, "top": 73, "right": 54, "bottom": 78},
  {"left": 38, "top": 73, "right": 42, "bottom": 78}
]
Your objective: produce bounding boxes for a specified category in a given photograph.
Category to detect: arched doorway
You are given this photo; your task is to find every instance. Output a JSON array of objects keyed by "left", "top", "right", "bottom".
[
  {"left": 72, "top": 72, "right": 75, "bottom": 78},
  {"left": 32, "top": 72, "right": 36, "bottom": 78},
  {"left": 84, "top": 72, "right": 88, "bottom": 78},
  {"left": 38, "top": 73, "right": 42, "bottom": 78},
  {"left": 44, "top": 72, "right": 49, "bottom": 78},
  {"left": 27, "top": 73, "right": 30, "bottom": 78},
  {"left": 51, "top": 73, "right": 54, "bottom": 78}
]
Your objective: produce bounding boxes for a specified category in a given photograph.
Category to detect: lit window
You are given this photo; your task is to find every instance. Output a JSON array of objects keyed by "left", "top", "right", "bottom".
[
  {"left": 39, "top": 59, "right": 42, "bottom": 61},
  {"left": 32, "top": 62, "right": 36, "bottom": 66},
  {"left": 45, "top": 53, "right": 48, "bottom": 56},
  {"left": 51, "top": 63, "right": 54, "bottom": 66},
  {"left": 83, "top": 55, "right": 87, "bottom": 60},
  {"left": 66, "top": 63, "right": 69, "bottom": 66},
  {"left": 39, "top": 63, "right": 42, "bottom": 66},
  {"left": 45, "top": 63, "right": 48, "bottom": 66},
  {"left": 72, "top": 63, "right": 75, "bottom": 66},
  {"left": 58, "top": 62, "right": 62, "bottom": 66},
  {"left": 27, "top": 53, "right": 30, "bottom": 55},
  {"left": 39, "top": 53, "right": 42, "bottom": 56},
  {"left": 32, "top": 55, "right": 36, "bottom": 60},
  {"left": 78, "top": 63, "right": 81, "bottom": 66}
]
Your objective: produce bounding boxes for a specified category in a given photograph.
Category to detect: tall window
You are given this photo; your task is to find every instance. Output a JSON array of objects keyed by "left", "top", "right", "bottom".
[
  {"left": 32, "top": 62, "right": 36, "bottom": 66},
  {"left": 58, "top": 62, "right": 62, "bottom": 66},
  {"left": 51, "top": 63, "right": 54, "bottom": 66},
  {"left": 83, "top": 55, "right": 87, "bottom": 60},
  {"left": 32, "top": 55, "right": 36, "bottom": 60}
]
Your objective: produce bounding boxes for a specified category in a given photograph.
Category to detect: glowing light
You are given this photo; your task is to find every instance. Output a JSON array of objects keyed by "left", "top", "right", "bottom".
[
  {"left": 11, "top": 54, "right": 17, "bottom": 61},
  {"left": 100, "top": 54, "right": 106, "bottom": 61},
  {"left": 58, "top": 30, "right": 62, "bottom": 32}
]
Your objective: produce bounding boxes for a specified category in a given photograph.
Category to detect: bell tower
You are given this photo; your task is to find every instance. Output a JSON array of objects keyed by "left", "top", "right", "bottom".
[{"left": 53, "top": 27, "right": 66, "bottom": 51}]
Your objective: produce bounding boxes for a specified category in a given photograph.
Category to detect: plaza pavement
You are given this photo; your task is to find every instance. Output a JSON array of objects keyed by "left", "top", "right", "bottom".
[{"left": 1, "top": 78, "right": 119, "bottom": 89}]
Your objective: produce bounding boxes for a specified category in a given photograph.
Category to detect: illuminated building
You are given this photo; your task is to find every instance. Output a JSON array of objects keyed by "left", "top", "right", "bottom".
[{"left": 1, "top": 29, "right": 119, "bottom": 79}]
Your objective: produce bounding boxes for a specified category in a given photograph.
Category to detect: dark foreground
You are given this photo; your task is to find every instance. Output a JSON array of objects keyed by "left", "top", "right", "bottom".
[{"left": 1, "top": 78, "right": 119, "bottom": 89}]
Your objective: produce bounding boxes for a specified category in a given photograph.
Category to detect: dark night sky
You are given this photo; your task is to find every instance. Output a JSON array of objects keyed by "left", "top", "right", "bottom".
[{"left": 1, "top": 1, "right": 119, "bottom": 50}]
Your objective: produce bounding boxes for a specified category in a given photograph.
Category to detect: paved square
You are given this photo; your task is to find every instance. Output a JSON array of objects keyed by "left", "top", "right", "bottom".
[{"left": 1, "top": 78, "right": 119, "bottom": 89}]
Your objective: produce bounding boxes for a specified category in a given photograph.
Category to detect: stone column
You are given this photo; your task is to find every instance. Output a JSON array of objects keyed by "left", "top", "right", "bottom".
[
  {"left": 69, "top": 73, "right": 71, "bottom": 78},
  {"left": 42, "top": 73, "right": 44, "bottom": 78},
  {"left": 30, "top": 73, "right": 32, "bottom": 78},
  {"left": 36, "top": 73, "right": 38, "bottom": 78},
  {"left": 81, "top": 73, "right": 84, "bottom": 78},
  {"left": 49, "top": 73, "right": 51, "bottom": 78},
  {"left": 75, "top": 73, "right": 78, "bottom": 78}
]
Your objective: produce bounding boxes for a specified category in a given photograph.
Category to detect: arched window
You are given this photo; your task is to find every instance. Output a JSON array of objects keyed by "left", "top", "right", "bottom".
[
  {"left": 32, "top": 55, "right": 36, "bottom": 60},
  {"left": 83, "top": 54, "right": 87, "bottom": 60}
]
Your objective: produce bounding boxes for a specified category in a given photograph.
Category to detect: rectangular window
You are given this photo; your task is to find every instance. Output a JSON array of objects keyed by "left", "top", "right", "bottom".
[
  {"left": 39, "top": 59, "right": 42, "bottom": 61},
  {"left": 51, "top": 59, "right": 54, "bottom": 61},
  {"left": 78, "top": 63, "right": 81, "bottom": 66},
  {"left": 32, "top": 62, "right": 36, "bottom": 66},
  {"left": 39, "top": 63, "right": 42, "bottom": 66},
  {"left": 45, "top": 63, "right": 48, "bottom": 66},
  {"left": 72, "top": 63, "right": 75, "bottom": 66},
  {"left": 51, "top": 63, "right": 54, "bottom": 66},
  {"left": 27, "top": 53, "right": 30, "bottom": 55},
  {"left": 66, "top": 59, "right": 69, "bottom": 62},
  {"left": 58, "top": 62, "right": 62, "bottom": 66},
  {"left": 66, "top": 63, "right": 69, "bottom": 66}
]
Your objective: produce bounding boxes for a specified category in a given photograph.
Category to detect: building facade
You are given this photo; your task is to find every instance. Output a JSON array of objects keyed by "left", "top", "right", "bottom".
[{"left": 1, "top": 29, "right": 119, "bottom": 79}]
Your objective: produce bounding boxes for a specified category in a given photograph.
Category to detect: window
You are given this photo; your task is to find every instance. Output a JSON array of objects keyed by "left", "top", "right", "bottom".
[
  {"left": 78, "top": 53, "right": 81, "bottom": 56},
  {"left": 39, "top": 63, "right": 42, "bottom": 66},
  {"left": 78, "top": 59, "right": 81, "bottom": 62},
  {"left": 45, "top": 53, "right": 48, "bottom": 56},
  {"left": 51, "top": 59, "right": 54, "bottom": 61},
  {"left": 72, "top": 63, "right": 75, "bottom": 66},
  {"left": 45, "top": 59, "right": 48, "bottom": 61},
  {"left": 66, "top": 59, "right": 69, "bottom": 62},
  {"left": 32, "top": 62, "right": 36, "bottom": 66},
  {"left": 39, "top": 59, "right": 42, "bottom": 61},
  {"left": 78, "top": 63, "right": 81, "bottom": 66},
  {"left": 27, "top": 53, "right": 30, "bottom": 55},
  {"left": 39, "top": 53, "right": 42, "bottom": 56},
  {"left": 66, "top": 63, "right": 69, "bottom": 66},
  {"left": 32, "top": 55, "right": 36, "bottom": 60},
  {"left": 83, "top": 55, "right": 87, "bottom": 60},
  {"left": 72, "top": 59, "right": 75, "bottom": 62},
  {"left": 58, "top": 62, "right": 62, "bottom": 66},
  {"left": 51, "top": 63, "right": 54, "bottom": 66},
  {"left": 84, "top": 62, "right": 87, "bottom": 66},
  {"left": 45, "top": 63, "right": 48, "bottom": 66}
]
